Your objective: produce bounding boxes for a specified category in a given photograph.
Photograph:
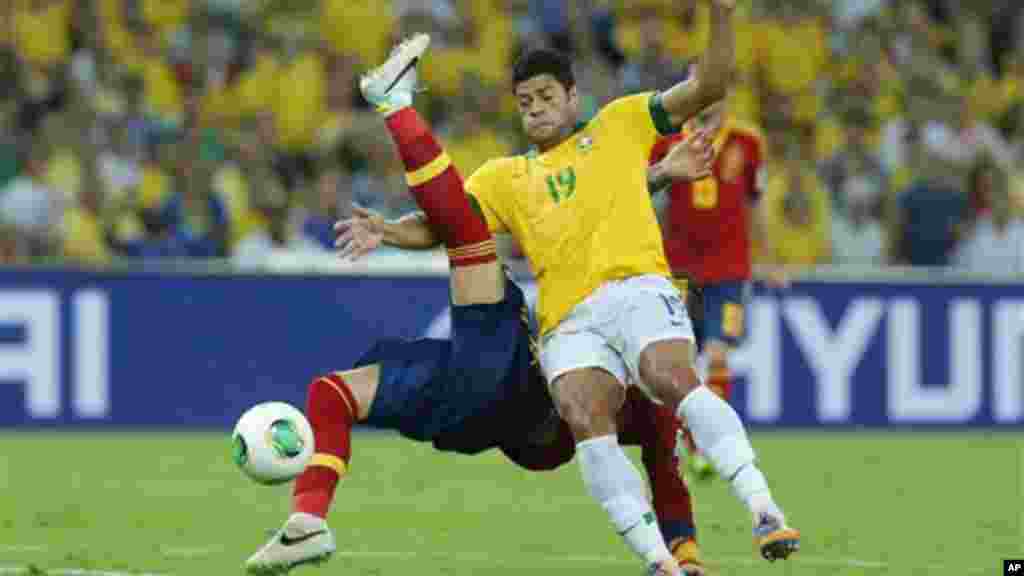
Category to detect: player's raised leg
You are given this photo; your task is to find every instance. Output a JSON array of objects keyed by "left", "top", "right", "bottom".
[
  {"left": 359, "top": 33, "right": 503, "bottom": 306},
  {"left": 246, "top": 367, "right": 378, "bottom": 575}
]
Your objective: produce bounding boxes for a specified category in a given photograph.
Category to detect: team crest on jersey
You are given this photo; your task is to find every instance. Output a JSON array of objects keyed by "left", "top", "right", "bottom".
[{"left": 577, "top": 135, "right": 594, "bottom": 153}]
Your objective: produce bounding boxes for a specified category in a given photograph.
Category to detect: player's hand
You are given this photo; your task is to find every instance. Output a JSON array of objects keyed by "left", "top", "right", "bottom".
[
  {"left": 334, "top": 204, "right": 386, "bottom": 261},
  {"left": 660, "top": 131, "right": 714, "bottom": 183}
]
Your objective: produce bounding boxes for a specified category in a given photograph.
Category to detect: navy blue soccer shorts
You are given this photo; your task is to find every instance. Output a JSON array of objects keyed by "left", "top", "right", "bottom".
[
  {"left": 695, "top": 280, "right": 750, "bottom": 348},
  {"left": 354, "top": 278, "right": 530, "bottom": 442}
]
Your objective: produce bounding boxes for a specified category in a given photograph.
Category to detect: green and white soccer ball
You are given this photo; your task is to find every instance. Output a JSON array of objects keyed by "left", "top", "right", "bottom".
[{"left": 232, "top": 402, "right": 314, "bottom": 485}]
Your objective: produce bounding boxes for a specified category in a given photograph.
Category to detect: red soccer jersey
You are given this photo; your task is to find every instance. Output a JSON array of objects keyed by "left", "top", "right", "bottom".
[{"left": 651, "top": 121, "right": 764, "bottom": 283}]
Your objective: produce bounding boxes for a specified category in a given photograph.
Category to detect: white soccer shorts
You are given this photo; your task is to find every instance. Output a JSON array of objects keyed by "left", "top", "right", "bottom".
[{"left": 539, "top": 274, "right": 696, "bottom": 399}]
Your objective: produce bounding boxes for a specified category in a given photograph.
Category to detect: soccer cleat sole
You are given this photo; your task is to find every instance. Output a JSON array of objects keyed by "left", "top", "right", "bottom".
[
  {"left": 246, "top": 551, "right": 332, "bottom": 576},
  {"left": 758, "top": 528, "right": 801, "bottom": 561},
  {"left": 359, "top": 33, "right": 430, "bottom": 108}
]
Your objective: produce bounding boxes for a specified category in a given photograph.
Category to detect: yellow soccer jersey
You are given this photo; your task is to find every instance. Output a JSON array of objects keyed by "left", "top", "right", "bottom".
[{"left": 466, "top": 92, "right": 676, "bottom": 335}]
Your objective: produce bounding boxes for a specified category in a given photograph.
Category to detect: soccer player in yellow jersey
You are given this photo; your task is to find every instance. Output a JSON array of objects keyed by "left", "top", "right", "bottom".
[{"left": 340, "top": 2, "right": 800, "bottom": 571}]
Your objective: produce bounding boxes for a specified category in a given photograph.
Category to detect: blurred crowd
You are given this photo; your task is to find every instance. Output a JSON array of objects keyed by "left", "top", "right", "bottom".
[{"left": 0, "top": 0, "right": 1022, "bottom": 273}]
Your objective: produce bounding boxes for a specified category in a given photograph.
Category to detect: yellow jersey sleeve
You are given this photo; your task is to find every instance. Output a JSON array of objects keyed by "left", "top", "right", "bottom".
[
  {"left": 591, "top": 92, "right": 681, "bottom": 160},
  {"left": 465, "top": 159, "right": 513, "bottom": 234}
]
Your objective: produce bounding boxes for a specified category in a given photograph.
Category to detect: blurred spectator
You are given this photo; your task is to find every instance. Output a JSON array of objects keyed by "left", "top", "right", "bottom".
[
  {"left": 352, "top": 132, "right": 416, "bottom": 220},
  {"left": 444, "top": 77, "right": 513, "bottom": 176},
  {"left": 762, "top": 148, "right": 832, "bottom": 267},
  {"left": 0, "top": 140, "right": 64, "bottom": 258},
  {"left": 137, "top": 139, "right": 172, "bottom": 213},
  {"left": 233, "top": 192, "right": 297, "bottom": 269},
  {"left": 299, "top": 163, "right": 351, "bottom": 252},
  {"left": 232, "top": 113, "right": 284, "bottom": 243},
  {"left": 757, "top": 1, "right": 827, "bottom": 129},
  {"left": 0, "top": 222, "right": 28, "bottom": 264},
  {"left": 12, "top": 0, "right": 73, "bottom": 136},
  {"left": 321, "top": 0, "right": 394, "bottom": 67},
  {"left": 98, "top": 117, "right": 143, "bottom": 202},
  {"left": 893, "top": 154, "right": 968, "bottom": 267},
  {"left": 163, "top": 167, "right": 228, "bottom": 258},
  {"left": 62, "top": 159, "right": 111, "bottom": 266},
  {"left": 0, "top": 108, "right": 19, "bottom": 191},
  {"left": 619, "top": 7, "right": 689, "bottom": 93},
  {"left": 833, "top": 0, "right": 887, "bottom": 36},
  {"left": 831, "top": 175, "right": 885, "bottom": 266},
  {"left": 922, "top": 94, "right": 1017, "bottom": 170},
  {"left": 966, "top": 157, "right": 998, "bottom": 223},
  {"left": 271, "top": 37, "right": 328, "bottom": 196},
  {"left": 130, "top": 24, "right": 187, "bottom": 132},
  {"left": 139, "top": 0, "right": 189, "bottom": 50},
  {"left": 616, "top": 0, "right": 710, "bottom": 65},
  {"left": 953, "top": 165, "right": 1024, "bottom": 273},
  {"left": 819, "top": 107, "right": 890, "bottom": 217},
  {"left": 528, "top": 0, "right": 572, "bottom": 54}
]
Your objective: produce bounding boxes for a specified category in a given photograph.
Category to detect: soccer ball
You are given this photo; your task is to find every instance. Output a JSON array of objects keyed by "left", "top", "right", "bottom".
[{"left": 232, "top": 402, "right": 314, "bottom": 485}]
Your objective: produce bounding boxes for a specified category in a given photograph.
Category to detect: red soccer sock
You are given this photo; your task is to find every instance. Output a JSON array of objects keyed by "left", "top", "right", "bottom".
[
  {"left": 384, "top": 108, "right": 495, "bottom": 267},
  {"left": 645, "top": 404, "right": 696, "bottom": 543},
  {"left": 292, "top": 373, "right": 359, "bottom": 518},
  {"left": 708, "top": 365, "right": 733, "bottom": 403}
]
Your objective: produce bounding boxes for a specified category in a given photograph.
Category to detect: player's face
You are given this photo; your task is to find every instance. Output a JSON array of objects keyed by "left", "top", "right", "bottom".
[{"left": 514, "top": 75, "right": 578, "bottom": 149}]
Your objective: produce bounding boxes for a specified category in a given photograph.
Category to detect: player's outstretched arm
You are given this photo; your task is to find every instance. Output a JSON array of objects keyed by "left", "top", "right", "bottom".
[
  {"left": 659, "top": 0, "right": 735, "bottom": 127},
  {"left": 334, "top": 205, "right": 441, "bottom": 261}
]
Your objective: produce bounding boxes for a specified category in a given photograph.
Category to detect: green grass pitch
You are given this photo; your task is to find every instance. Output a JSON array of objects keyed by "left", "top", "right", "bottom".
[{"left": 0, "top": 431, "right": 1019, "bottom": 575}]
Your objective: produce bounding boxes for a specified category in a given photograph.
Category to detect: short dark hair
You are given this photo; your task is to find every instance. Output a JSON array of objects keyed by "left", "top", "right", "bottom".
[{"left": 512, "top": 49, "right": 575, "bottom": 90}]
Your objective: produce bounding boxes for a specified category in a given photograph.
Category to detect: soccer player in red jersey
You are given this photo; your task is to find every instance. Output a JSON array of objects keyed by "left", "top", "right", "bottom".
[{"left": 649, "top": 100, "right": 773, "bottom": 479}]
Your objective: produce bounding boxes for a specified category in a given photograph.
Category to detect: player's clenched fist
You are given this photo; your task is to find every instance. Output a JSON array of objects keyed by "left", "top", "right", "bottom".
[{"left": 334, "top": 204, "right": 385, "bottom": 261}]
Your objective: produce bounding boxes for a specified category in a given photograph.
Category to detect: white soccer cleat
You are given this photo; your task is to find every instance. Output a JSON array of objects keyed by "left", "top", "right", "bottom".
[
  {"left": 245, "top": 512, "right": 336, "bottom": 575},
  {"left": 359, "top": 33, "right": 430, "bottom": 115}
]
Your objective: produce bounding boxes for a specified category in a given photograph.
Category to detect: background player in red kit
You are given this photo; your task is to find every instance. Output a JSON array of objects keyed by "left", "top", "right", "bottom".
[{"left": 649, "top": 99, "right": 776, "bottom": 479}]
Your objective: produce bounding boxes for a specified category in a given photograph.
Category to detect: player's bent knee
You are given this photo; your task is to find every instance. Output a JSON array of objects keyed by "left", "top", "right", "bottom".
[
  {"left": 639, "top": 340, "right": 701, "bottom": 407},
  {"left": 313, "top": 365, "right": 379, "bottom": 421},
  {"left": 551, "top": 369, "right": 624, "bottom": 440}
]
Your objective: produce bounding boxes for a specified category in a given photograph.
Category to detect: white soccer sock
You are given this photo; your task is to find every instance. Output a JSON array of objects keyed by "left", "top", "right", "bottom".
[
  {"left": 577, "top": 435, "right": 674, "bottom": 566},
  {"left": 677, "top": 386, "right": 772, "bottom": 512}
]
